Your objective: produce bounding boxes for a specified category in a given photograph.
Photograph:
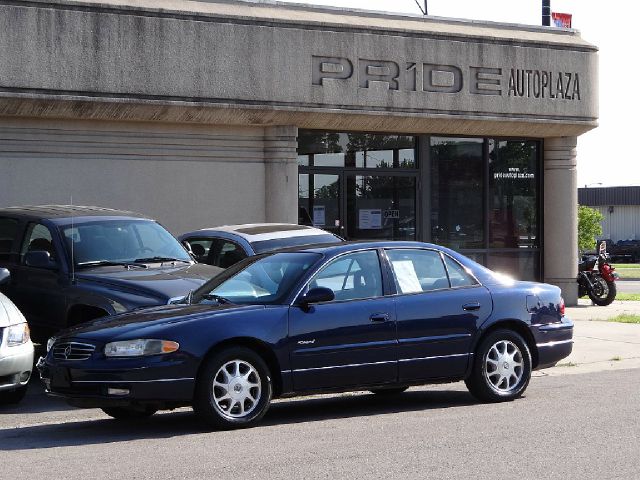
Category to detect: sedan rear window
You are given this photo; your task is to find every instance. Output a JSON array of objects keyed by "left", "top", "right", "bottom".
[{"left": 251, "top": 234, "right": 342, "bottom": 253}]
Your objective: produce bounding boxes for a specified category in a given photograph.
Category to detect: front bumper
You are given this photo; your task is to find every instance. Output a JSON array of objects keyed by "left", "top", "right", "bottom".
[
  {"left": 533, "top": 316, "right": 574, "bottom": 369},
  {"left": 0, "top": 341, "right": 34, "bottom": 392},
  {"left": 37, "top": 353, "right": 196, "bottom": 408}
]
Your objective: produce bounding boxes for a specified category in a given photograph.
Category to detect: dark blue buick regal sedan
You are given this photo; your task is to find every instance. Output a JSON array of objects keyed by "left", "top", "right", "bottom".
[{"left": 38, "top": 242, "right": 573, "bottom": 429}]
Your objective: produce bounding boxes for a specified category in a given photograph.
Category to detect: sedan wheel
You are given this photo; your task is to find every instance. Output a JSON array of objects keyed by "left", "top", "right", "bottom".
[
  {"left": 466, "top": 329, "right": 531, "bottom": 402},
  {"left": 193, "top": 347, "right": 272, "bottom": 429},
  {"left": 212, "top": 360, "right": 262, "bottom": 419}
]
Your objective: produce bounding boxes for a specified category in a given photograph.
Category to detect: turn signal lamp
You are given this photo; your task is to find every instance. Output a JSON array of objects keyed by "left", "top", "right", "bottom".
[{"left": 104, "top": 339, "right": 179, "bottom": 357}]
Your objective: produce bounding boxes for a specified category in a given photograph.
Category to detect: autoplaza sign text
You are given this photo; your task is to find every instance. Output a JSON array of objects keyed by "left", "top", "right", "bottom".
[{"left": 312, "top": 56, "right": 581, "bottom": 101}]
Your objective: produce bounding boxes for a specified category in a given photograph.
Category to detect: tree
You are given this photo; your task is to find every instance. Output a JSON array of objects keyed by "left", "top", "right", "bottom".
[{"left": 578, "top": 205, "right": 604, "bottom": 253}]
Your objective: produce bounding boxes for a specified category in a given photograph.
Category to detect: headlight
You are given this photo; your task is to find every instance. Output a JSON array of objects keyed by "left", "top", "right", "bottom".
[
  {"left": 47, "top": 336, "right": 56, "bottom": 352},
  {"left": 7, "top": 323, "right": 30, "bottom": 346},
  {"left": 104, "top": 339, "right": 179, "bottom": 357}
]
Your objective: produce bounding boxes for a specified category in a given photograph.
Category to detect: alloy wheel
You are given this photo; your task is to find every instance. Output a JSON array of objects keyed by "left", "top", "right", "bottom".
[
  {"left": 484, "top": 340, "right": 524, "bottom": 393},
  {"left": 212, "top": 359, "right": 262, "bottom": 419}
]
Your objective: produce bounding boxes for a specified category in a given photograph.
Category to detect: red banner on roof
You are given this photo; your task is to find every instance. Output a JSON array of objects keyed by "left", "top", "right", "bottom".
[{"left": 552, "top": 12, "right": 572, "bottom": 28}]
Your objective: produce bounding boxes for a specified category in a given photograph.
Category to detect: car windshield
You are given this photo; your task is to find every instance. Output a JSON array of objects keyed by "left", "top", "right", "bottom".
[
  {"left": 192, "top": 252, "right": 322, "bottom": 305},
  {"left": 250, "top": 234, "right": 342, "bottom": 254},
  {"left": 60, "top": 219, "right": 192, "bottom": 266}
]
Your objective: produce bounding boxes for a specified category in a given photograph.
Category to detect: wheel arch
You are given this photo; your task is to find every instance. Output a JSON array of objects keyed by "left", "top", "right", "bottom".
[
  {"left": 196, "top": 337, "right": 283, "bottom": 397},
  {"left": 469, "top": 319, "right": 539, "bottom": 373}
]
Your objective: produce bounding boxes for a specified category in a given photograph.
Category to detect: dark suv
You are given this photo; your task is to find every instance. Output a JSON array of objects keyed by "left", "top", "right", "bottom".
[{"left": 0, "top": 206, "right": 221, "bottom": 339}]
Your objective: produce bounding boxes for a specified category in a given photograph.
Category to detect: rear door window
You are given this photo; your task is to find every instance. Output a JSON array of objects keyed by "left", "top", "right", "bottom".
[
  {"left": 443, "top": 255, "right": 479, "bottom": 287},
  {"left": 386, "top": 249, "right": 450, "bottom": 294}
]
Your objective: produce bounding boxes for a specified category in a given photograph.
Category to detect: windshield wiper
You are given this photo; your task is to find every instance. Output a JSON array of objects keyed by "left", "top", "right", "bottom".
[
  {"left": 76, "top": 260, "right": 148, "bottom": 269},
  {"left": 202, "top": 294, "right": 234, "bottom": 305},
  {"left": 133, "top": 256, "right": 191, "bottom": 264}
]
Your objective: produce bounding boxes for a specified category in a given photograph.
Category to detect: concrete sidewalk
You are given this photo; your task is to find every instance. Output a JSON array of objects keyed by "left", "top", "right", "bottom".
[{"left": 537, "top": 299, "right": 640, "bottom": 377}]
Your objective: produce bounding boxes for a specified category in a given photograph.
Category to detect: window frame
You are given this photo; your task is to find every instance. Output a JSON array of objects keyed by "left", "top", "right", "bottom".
[
  {"left": 381, "top": 247, "right": 482, "bottom": 298},
  {"left": 293, "top": 248, "right": 389, "bottom": 305}
]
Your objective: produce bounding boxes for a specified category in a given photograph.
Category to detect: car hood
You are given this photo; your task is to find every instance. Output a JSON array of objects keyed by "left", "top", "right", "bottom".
[
  {"left": 74, "top": 263, "right": 222, "bottom": 302},
  {"left": 58, "top": 303, "right": 267, "bottom": 342},
  {"left": 0, "top": 292, "right": 27, "bottom": 328}
]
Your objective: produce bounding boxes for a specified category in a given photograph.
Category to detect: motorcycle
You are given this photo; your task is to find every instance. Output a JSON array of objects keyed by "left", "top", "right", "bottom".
[{"left": 578, "top": 241, "right": 617, "bottom": 306}]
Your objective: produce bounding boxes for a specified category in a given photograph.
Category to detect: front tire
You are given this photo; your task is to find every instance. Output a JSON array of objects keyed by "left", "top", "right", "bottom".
[
  {"left": 193, "top": 347, "right": 272, "bottom": 430},
  {"left": 588, "top": 278, "right": 616, "bottom": 306},
  {"left": 465, "top": 329, "right": 532, "bottom": 403},
  {"left": 0, "top": 385, "right": 28, "bottom": 406}
]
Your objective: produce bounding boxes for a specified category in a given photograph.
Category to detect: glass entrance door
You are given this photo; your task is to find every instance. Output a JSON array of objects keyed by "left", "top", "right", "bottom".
[
  {"left": 298, "top": 173, "right": 343, "bottom": 237},
  {"left": 298, "top": 172, "right": 417, "bottom": 241},
  {"left": 346, "top": 174, "right": 416, "bottom": 241}
]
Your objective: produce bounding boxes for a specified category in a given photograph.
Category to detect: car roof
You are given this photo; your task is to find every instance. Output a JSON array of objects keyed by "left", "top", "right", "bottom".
[
  {"left": 0, "top": 205, "right": 150, "bottom": 221},
  {"left": 182, "top": 223, "right": 339, "bottom": 243},
  {"left": 272, "top": 240, "right": 443, "bottom": 255}
]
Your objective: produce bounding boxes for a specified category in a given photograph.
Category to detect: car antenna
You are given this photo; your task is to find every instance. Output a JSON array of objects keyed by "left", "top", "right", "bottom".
[{"left": 70, "top": 195, "right": 75, "bottom": 284}]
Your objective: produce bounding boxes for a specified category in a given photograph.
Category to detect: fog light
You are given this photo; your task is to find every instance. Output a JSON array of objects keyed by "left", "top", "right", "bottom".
[
  {"left": 107, "top": 387, "right": 130, "bottom": 396},
  {"left": 20, "top": 371, "right": 31, "bottom": 382}
]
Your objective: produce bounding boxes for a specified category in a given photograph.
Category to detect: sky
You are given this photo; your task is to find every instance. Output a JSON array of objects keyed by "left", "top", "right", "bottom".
[{"left": 276, "top": 0, "right": 640, "bottom": 187}]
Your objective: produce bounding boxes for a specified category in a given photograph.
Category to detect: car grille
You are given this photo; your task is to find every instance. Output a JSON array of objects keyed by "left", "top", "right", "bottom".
[{"left": 52, "top": 342, "right": 96, "bottom": 361}]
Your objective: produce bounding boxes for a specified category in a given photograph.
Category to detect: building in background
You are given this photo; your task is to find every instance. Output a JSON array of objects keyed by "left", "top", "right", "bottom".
[
  {"left": 579, "top": 187, "right": 640, "bottom": 244},
  {"left": 0, "top": 0, "right": 598, "bottom": 303}
]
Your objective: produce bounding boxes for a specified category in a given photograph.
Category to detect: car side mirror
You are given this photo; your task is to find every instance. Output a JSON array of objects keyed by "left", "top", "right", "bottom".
[
  {"left": 299, "top": 287, "right": 334, "bottom": 309},
  {"left": 24, "top": 250, "right": 57, "bottom": 269},
  {"left": 0, "top": 268, "right": 10, "bottom": 285}
]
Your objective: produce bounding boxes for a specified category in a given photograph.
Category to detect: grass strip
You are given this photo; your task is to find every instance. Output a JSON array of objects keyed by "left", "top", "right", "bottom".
[
  {"left": 607, "top": 314, "right": 640, "bottom": 324},
  {"left": 616, "top": 293, "right": 640, "bottom": 301}
]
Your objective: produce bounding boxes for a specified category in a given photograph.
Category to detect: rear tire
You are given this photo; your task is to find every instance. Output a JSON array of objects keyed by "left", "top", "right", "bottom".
[
  {"left": 101, "top": 406, "right": 157, "bottom": 420},
  {"left": 588, "top": 278, "right": 616, "bottom": 306},
  {"left": 0, "top": 385, "right": 28, "bottom": 406},
  {"left": 193, "top": 347, "right": 272, "bottom": 430},
  {"left": 465, "top": 329, "right": 532, "bottom": 403}
]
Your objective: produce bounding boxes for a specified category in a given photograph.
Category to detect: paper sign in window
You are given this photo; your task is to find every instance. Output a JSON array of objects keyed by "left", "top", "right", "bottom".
[{"left": 391, "top": 260, "right": 422, "bottom": 293}]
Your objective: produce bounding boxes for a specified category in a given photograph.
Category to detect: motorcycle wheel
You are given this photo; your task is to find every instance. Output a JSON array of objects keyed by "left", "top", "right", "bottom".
[{"left": 587, "top": 277, "right": 617, "bottom": 306}]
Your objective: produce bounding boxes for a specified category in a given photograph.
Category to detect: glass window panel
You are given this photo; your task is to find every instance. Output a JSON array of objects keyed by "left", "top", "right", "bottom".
[
  {"left": 298, "top": 131, "right": 416, "bottom": 169},
  {"left": 487, "top": 252, "right": 540, "bottom": 282},
  {"left": 347, "top": 175, "right": 416, "bottom": 241},
  {"left": 314, "top": 152, "right": 345, "bottom": 167},
  {"left": 310, "top": 251, "right": 383, "bottom": 301},
  {"left": 489, "top": 140, "right": 539, "bottom": 248},
  {"left": 387, "top": 249, "right": 449, "bottom": 293},
  {"left": 298, "top": 174, "right": 342, "bottom": 236},
  {"left": 430, "top": 137, "right": 484, "bottom": 249},
  {"left": 22, "top": 223, "right": 57, "bottom": 264},
  {"left": 297, "top": 155, "right": 309, "bottom": 167},
  {"left": 443, "top": 254, "right": 479, "bottom": 287}
]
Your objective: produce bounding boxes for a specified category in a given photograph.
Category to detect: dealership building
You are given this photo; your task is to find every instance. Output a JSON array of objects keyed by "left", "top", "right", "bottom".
[{"left": 0, "top": 0, "right": 598, "bottom": 303}]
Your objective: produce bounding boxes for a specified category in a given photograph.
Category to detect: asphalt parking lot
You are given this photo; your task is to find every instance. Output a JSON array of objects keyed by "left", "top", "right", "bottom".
[
  {"left": 2, "top": 300, "right": 639, "bottom": 480},
  {"left": 1, "top": 369, "right": 639, "bottom": 480}
]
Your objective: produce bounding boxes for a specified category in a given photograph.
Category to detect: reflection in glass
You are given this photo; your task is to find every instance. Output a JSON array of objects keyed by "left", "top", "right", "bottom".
[
  {"left": 298, "top": 174, "right": 341, "bottom": 236},
  {"left": 489, "top": 140, "right": 539, "bottom": 248},
  {"left": 487, "top": 252, "right": 540, "bottom": 282},
  {"left": 347, "top": 175, "right": 416, "bottom": 241},
  {"left": 298, "top": 131, "right": 416, "bottom": 169},
  {"left": 430, "top": 137, "right": 484, "bottom": 249}
]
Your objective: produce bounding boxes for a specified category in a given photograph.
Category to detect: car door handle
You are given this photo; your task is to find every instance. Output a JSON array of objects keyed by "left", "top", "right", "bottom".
[
  {"left": 370, "top": 313, "right": 390, "bottom": 322},
  {"left": 462, "top": 302, "right": 481, "bottom": 311}
]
